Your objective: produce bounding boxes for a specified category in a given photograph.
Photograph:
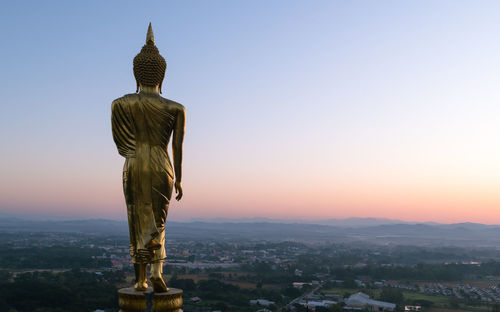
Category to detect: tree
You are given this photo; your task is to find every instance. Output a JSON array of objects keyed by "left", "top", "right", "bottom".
[
  {"left": 379, "top": 288, "right": 404, "bottom": 305},
  {"left": 213, "top": 302, "right": 229, "bottom": 311},
  {"left": 283, "top": 286, "right": 301, "bottom": 298},
  {"left": 329, "top": 304, "right": 344, "bottom": 312},
  {"left": 411, "top": 299, "right": 433, "bottom": 308},
  {"left": 170, "top": 278, "right": 196, "bottom": 291},
  {"left": 449, "top": 297, "right": 459, "bottom": 309},
  {"left": 317, "top": 305, "right": 343, "bottom": 312}
]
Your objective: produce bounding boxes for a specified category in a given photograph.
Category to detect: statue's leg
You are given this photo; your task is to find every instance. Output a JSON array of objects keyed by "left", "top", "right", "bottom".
[
  {"left": 149, "top": 219, "right": 167, "bottom": 292},
  {"left": 149, "top": 202, "right": 168, "bottom": 293},
  {"left": 133, "top": 263, "right": 148, "bottom": 291},
  {"left": 151, "top": 260, "right": 168, "bottom": 292},
  {"left": 124, "top": 159, "right": 139, "bottom": 261},
  {"left": 148, "top": 157, "right": 173, "bottom": 293},
  {"left": 125, "top": 159, "right": 149, "bottom": 291},
  {"left": 149, "top": 174, "right": 172, "bottom": 293}
]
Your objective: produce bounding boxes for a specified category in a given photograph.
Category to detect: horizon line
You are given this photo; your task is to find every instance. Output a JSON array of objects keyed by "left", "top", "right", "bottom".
[{"left": 1, "top": 213, "right": 499, "bottom": 226}]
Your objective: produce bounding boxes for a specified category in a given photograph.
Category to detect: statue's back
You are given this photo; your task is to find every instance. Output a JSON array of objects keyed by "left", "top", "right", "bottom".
[
  {"left": 112, "top": 93, "right": 183, "bottom": 165},
  {"left": 111, "top": 92, "right": 183, "bottom": 266}
]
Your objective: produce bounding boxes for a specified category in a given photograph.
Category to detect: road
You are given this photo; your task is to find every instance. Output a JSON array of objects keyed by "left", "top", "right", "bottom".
[{"left": 280, "top": 283, "right": 323, "bottom": 311}]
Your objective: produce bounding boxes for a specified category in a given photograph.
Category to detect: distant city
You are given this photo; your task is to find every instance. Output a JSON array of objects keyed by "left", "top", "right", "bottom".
[{"left": 2, "top": 217, "right": 500, "bottom": 311}]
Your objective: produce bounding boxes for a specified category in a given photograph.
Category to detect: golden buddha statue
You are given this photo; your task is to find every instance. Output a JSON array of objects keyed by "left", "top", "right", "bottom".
[{"left": 111, "top": 23, "right": 186, "bottom": 293}]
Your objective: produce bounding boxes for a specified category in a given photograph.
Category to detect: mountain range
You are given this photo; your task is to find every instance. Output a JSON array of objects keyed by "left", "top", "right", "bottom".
[{"left": 1, "top": 216, "right": 500, "bottom": 247}]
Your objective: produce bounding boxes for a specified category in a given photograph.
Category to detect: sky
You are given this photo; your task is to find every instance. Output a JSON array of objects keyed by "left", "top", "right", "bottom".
[{"left": 1, "top": 1, "right": 500, "bottom": 223}]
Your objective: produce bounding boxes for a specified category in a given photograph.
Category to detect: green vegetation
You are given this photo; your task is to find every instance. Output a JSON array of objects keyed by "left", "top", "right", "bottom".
[
  {"left": 379, "top": 288, "right": 404, "bottom": 305},
  {"left": 402, "top": 291, "right": 448, "bottom": 305},
  {"left": 0, "top": 246, "right": 111, "bottom": 269},
  {"left": 170, "top": 275, "right": 298, "bottom": 311},
  {"left": 329, "top": 262, "right": 500, "bottom": 282},
  {"left": 0, "top": 269, "right": 124, "bottom": 312},
  {"left": 2, "top": 232, "right": 500, "bottom": 311}
]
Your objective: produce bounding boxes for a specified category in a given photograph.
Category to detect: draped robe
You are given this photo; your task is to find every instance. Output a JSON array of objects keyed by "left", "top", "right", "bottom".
[{"left": 111, "top": 93, "right": 175, "bottom": 263}]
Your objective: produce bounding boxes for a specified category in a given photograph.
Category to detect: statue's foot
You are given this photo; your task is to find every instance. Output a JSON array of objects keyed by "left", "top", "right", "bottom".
[
  {"left": 150, "top": 276, "right": 169, "bottom": 293},
  {"left": 134, "top": 281, "right": 148, "bottom": 291}
]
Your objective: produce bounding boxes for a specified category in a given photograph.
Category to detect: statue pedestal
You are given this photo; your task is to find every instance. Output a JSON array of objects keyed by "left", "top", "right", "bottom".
[{"left": 118, "top": 287, "right": 183, "bottom": 312}]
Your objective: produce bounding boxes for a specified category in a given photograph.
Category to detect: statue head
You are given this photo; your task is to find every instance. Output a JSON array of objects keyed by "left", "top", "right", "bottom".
[{"left": 133, "top": 23, "right": 167, "bottom": 93}]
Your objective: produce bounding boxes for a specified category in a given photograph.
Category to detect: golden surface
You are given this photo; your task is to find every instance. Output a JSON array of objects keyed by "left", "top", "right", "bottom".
[
  {"left": 118, "top": 287, "right": 183, "bottom": 312},
  {"left": 112, "top": 24, "right": 186, "bottom": 290}
]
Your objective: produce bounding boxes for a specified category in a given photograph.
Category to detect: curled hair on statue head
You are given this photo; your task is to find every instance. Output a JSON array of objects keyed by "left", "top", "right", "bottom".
[{"left": 133, "top": 23, "right": 167, "bottom": 93}]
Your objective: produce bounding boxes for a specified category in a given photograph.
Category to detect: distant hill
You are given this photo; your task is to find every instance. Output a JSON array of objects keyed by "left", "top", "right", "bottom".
[
  {"left": 311, "top": 217, "right": 416, "bottom": 227},
  {"left": 2, "top": 216, "right": 500, "bottom": 247},
  {"left": 0, "top": 217, "right": 129, "bottom": 235},
  {"left": 188, "top": 217, "right": 412, "bottom": 227}
]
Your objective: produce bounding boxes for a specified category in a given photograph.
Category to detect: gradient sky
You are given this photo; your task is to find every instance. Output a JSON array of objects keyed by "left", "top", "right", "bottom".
[{"left": 1, "top": 1, "right": 500, "bottom": 223}]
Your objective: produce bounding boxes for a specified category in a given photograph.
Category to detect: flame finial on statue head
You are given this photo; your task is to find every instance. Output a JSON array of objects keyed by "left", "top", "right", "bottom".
[{"left": 146, "top": 22, "right": 155, "bottom": 45}]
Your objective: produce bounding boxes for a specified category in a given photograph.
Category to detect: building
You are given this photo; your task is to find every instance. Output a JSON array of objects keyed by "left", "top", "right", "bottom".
[
  {"left": 250, "top": 299, "right": 275, "bottom": 307},
  {"left": 293, "top": 282, "right": 312, "bottom": 288},
  {"left": 304, "top": 300, "right": 337, "bottom": 309},
  {"left": 344, "top": 292, "right": 396, "bottom": 311}
]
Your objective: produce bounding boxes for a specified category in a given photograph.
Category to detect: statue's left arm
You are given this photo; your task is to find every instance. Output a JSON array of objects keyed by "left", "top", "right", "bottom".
[{"left": 172, "top": 105, "right": 186, "bottom": 201}]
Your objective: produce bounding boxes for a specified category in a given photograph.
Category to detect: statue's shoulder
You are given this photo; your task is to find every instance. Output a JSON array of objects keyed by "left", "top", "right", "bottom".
[
  {"left": 112, "top": 93, "right": 138, "bottom": 109},
  {"left": 159, "top": 97, "right": 186, "bottom": 113}
]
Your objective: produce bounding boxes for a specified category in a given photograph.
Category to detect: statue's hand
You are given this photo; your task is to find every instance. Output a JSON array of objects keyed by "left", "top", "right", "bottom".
[{"left": 174, "top": 181, "right": 183, "bottom": 201}]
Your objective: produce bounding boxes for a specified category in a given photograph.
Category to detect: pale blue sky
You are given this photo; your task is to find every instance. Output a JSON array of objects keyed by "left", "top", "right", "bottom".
[{"left": 1, "top": 1, "right": 500, "bottom": 222}]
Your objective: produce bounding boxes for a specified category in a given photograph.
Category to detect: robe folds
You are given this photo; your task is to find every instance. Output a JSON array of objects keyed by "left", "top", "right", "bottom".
[{"left": 111, "top": 93, "right": 175, "bottom": 264}]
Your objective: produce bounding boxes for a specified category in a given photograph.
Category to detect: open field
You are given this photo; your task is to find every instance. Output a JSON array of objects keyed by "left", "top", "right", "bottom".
[
  {"left": 402, "top": 291, "right": 449, "bottom": 305},
  {"left": 455, "top": 305, "right": 491, "bottom": 312},
  {"left": 322, "top": 287, "right": 381, "bottom": 297},
  {"left": 414, "top": 281, "right": 499, "bottom": 289},
  {"left": 176, "top": 272, "right": 280, "bottom": 289},
  {"left": 428, "top": 306, "right": 490, "bottom": 312}
]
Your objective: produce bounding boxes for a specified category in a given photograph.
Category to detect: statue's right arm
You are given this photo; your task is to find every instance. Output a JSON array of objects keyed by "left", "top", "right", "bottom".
[
  {"left": 111, "top": 100, "right": 119, "bottom": 145},
  {"left": 111, "top": 98, "right": 131, "bottom": 157},
  {"left": 172, "top": 105, "right": 186, "bottom": 201}
]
